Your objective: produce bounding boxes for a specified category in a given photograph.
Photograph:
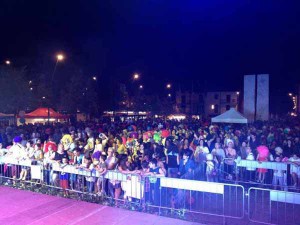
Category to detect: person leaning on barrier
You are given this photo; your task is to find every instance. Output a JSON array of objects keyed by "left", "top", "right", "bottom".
[
  {"left": 143, "top": 158, "right": 165, "bottom": 206},
  {"left": 272, "top": 157, "right": 285, "bottom": 190},
  {"left": 69, "top": 148, "right": 84, "bottom": 190},
  {"left": 50, "top": 144, "right": 69, "bottom": 186},
  {"left": 8, "top": 136, "right": 25, "bottom": 184},
  {"left": 95, "top": 155, "right": 107, "bottom": 195},
  {"left": 178, "top": 150, "right": 195, "bottom": 179},
  {"left": 245, "top": 147, "right": 256, "bottom": 182},
  {"left": 289, "top": 153, "right": 300, "bottom": 188}
]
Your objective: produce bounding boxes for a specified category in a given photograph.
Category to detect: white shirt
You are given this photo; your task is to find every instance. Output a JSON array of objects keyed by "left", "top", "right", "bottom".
[{"left": 246, "top": 153, "right": 256, "bottom": 171}]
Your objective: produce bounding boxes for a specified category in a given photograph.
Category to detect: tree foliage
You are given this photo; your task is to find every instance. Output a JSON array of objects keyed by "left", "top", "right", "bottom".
[{"left": 0, "top": 65, "right": 34, "bottom": 113}]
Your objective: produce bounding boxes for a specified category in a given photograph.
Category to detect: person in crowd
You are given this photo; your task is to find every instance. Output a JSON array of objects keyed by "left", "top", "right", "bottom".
[
  {"left": 95, "top": 155, "right": 107, "bottom": 195},
  {"left": 245, "top": 147, "right": 256, "bottom": 182},
  {"left": 165, "top": 139, "right": 179, "bottom": 178},
  {"left": 43, "top": 137, "right": 57, "bottom": 153},
  {"left": 178, "top": 150, "right": 195, "bottom": 179},
  {"left": 289, "top": 153, "right": 300, "bottom": 188},
  {"left": 60, "top": 157, "right": 70, "bottom": 197},
  {"left": 224, "top": 141, "right": 237, "bottom": 180},
  {"left": 50, "top": 144, "right": 68, "bottom": 186},
  {"left": 256, "top": 145, "right": 269, "bottom": 184},
  {"left": 272, "top": 157, "right": 285, "bottom": 190},
  {"left": 69, "top": 148, "right": 84, "bottom": 190},
  {"left": 33, "top": 143, "right": 44, "bottom": 161},
  {"left": 206, "top": 153, "right": 217, "bottom": 182},
  {"left": 43, "top": 144, "right": 55, "bottom": 184},
  {"left": 144, "top": 158, "right": 165, "bottom": 205}
]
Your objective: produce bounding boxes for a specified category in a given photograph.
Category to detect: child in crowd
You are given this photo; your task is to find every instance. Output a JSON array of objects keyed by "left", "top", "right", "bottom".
[
  {"left": 272, "top": 157, "right": 285, "bottom": 190},
  {"left": 85, "top": 157, "right": 96, "bottom": 193},
  {"left": 245, "top": 147, "right": 256, "bottom": 182},
  {"left": 206, "top": 154, "right": 217, "bottom": 182},
  {"left": 60, "top": 157, "right": 70, "bottom": 197},
  {"left": 96, "top": 155, "right": 107, "bottom": 195}
]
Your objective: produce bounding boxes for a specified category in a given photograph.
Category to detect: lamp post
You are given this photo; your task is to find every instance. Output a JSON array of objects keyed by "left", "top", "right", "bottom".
[
  {"left": 133, "top": 73, "right": 139, "bottom": 80},
  {"left": 48, "top": 53, "right": 64, "bottom": 123}
]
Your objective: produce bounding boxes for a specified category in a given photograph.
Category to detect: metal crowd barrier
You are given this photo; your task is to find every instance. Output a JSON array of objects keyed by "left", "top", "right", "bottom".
[
  {"left": 248, "top": 187, "right": 300, "bottom": 224},
  {"left": 222, "top": 159, "right": 300, "bottom": 189},
  {"left": 1, "top": 156, "right": 300, "bottom": 224},
  {"left": 147, "top": 177, "right": 245, "bottom": 220}
]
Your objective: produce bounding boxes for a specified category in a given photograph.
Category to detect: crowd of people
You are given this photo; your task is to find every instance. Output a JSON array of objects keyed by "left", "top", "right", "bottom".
[{"left": 0, "top": 117, "right": 300, "bottom": 201}]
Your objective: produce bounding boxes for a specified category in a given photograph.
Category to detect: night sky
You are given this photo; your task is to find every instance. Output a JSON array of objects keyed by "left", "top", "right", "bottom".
[{"left": 1, "top": 1, "right": 300, "bottom": 112}]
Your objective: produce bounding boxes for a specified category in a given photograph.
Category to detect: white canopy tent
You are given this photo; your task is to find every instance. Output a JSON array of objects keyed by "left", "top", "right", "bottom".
[{"left": 211, "top": 108, "right": 248, "bottom": 124}]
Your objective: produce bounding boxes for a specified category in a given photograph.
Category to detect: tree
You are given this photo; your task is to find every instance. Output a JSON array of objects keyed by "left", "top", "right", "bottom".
[
  {"left": 57, "top": 72, "right": 100, "bottom": 116},
  {"left": 0, "top": 65, "right": 33, "bottom": 113}
]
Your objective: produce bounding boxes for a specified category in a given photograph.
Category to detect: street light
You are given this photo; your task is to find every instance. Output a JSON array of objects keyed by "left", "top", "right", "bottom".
[
  {"left": 133, "top": 73, "right": 139, "bottom": 80},
  {"left": 166, "top": 83, "right": 171, "bottom": 89},
  {"left": 139, "top": 85, "right": 143, "bottom": 89},
  {"left": 5, "top": 60, "right": 11, "bottom": 65},
  {"left": 289, "top": 93, "right": 293, "bottom": 96},
  {"left": 168, "top": 93, "right": 171, "bottom": 97},
  {"left": 92, "top": 76, "right": 97, "bottom": 81},
  {"left": 48, "top": 53, "right": 65, "bottom": 123},
  {"left": 57, "top": 54, "right": 64, "bottom": 61}
]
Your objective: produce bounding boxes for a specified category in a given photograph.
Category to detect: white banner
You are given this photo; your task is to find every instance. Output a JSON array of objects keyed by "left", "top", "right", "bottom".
[
  {"left": 270, "top": 190, "right": 300, "bottom": 205},
  {"left": 236, "top": 160, "right": 287, "bottom": 170},
  {"left": 160, "top": 177, "right": 224, "bottom": 194},
  {"left": 31, "top": 165, "right": 42, "bottom": 180}
]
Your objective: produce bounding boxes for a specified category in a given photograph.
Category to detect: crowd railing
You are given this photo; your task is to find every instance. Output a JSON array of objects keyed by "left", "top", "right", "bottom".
[
  {"left": 0, "top": 156, "right": 300, "bottom": 224},
  {"left": 221, "top": 158, "right": 300, "bottom": 191}
]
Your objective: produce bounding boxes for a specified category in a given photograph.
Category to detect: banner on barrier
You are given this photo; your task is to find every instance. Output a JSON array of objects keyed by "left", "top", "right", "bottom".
[
  {"left": 160, "top": 177, "right": 224, "bottom": 194},
  {"left": 236, "top": 160, "right": 287, "bottom": 170},
  {"left": 31, "top": 165, "right": 42, "bottom": 180},
  {"left": 270, "top": 191, "right": 300, "bottom": 205}
]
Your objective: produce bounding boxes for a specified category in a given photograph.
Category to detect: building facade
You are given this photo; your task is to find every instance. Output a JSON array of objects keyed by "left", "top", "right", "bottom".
[
  {"left": 204, "top": 92, "right": 239, "bottom": 117},
  {"left": 175, "top": 91, "right": 239, "bottom": 117},
  {"left": 175, "top": 91, "right": 205, "bottom": 115}
]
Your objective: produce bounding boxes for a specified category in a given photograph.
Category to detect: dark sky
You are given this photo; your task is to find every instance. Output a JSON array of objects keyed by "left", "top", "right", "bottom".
[{"left": 1, "top": 1, "right": 300, "bottom": 111}]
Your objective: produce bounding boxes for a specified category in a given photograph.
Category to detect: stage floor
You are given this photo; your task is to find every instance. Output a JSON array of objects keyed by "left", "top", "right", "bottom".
[{"left": 0, "top": 186, "right": 200, "bottom": 225}]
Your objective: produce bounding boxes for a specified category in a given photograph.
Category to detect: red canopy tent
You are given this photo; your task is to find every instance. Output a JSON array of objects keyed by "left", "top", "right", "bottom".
[
  {"left": 24, "top": 108, "right": 68, "bottom": 119},
  {"left": 17, "top": 108, "right": 68, "bottom": 125}
]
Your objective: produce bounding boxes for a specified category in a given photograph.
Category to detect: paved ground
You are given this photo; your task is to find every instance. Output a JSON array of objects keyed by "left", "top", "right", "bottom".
[{"left": 0, "top": 186, "right": 202, "bottom": 225}]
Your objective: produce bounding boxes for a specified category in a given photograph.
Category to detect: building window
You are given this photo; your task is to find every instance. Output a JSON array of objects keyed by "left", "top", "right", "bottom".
[
  {"left": 226, "top": 105, "right": 230, "bottom": 110},
  {"left": 214, "top": 104, "right": 219, "bottom": 114},
  {"left": 214, "top": 94, "right": 219, "bottom": 100},
  {"left": 226, "top": 95, "right": 231, "bottom": 103}
]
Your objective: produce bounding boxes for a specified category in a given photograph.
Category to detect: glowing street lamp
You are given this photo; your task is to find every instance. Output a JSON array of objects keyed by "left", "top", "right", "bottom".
[
  {"left": 288, "top": 93, "right": 293, "bottom": 97},
  {"left": 92, "top": 76, "right": 97, "bottom": 81},
  {"left": 168, "top": 93, "right": 171, "bottom": 97},
  {"left": 5, "top": 60, "right": 11, "bottom": 65},
  {"left": 166, "top": 83, "right": 171, "bottom": 89},
  {"left": 133, "top": 73, "right": 139, "bottom": 80},
  {"left": 30, "top": 87, "right": 33, "bottom": 91},
  {"left": 56, "top": 54, "right": 64, "bottom": 61},
  {"left": 42, "top": 96, "right": 46, "bottom": 99},
  {"left": 236, "top": 92, "right": 240, "bottom": 95},
  {"left": 139, "top": 85, "right": 143, "bottom": 89}
]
